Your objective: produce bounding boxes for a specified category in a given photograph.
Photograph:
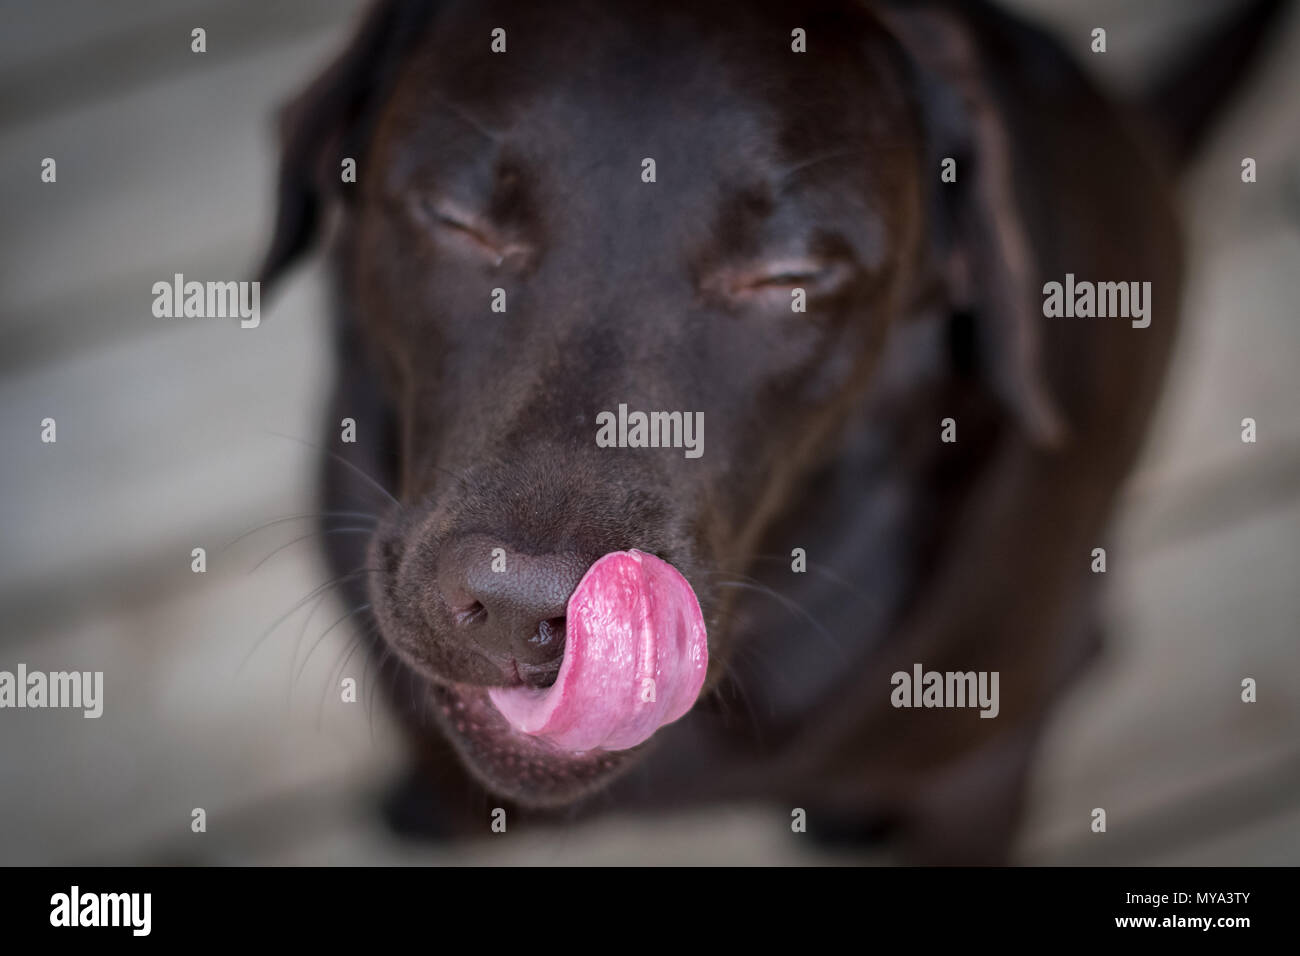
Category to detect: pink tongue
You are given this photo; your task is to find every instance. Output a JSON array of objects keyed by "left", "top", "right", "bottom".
[{"left": 487, "top": 550, "right": 708, "bottom": 752}]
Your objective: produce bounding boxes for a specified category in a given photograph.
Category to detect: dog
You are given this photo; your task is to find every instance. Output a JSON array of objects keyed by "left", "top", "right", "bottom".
[{"left": 258, "top": 0, "right": 1280, "bottom": 862}]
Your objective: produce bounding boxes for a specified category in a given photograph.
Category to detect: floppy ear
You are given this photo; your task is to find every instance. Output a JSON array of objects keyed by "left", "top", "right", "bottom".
[
  {"left": 877, "top": 6, "right": 1065, "bottom": 447},
  {"left": 257, "top": 0, "right": 440, "bottom": 287}
]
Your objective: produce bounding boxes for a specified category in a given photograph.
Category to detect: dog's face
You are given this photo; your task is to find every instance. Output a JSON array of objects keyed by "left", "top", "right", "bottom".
[{"left": 263, "top": 0, "right": 1056, "bottom": 805}]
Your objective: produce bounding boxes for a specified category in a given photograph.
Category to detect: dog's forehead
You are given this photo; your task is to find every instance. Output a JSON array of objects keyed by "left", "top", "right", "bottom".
[{"left": 388, "top": 0, "right": 905, "bottom": 163}]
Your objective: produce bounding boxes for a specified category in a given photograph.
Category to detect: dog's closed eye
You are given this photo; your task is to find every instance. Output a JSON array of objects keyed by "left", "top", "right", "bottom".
[
  {"left": 748, "top": 261, "right": 832, "bottom": 288},
  {"left": 407, "top": 196, "right": 530, "bottom": 267},
  {"left": 705, "top": 258, "right": 853, "bottom": 305}
]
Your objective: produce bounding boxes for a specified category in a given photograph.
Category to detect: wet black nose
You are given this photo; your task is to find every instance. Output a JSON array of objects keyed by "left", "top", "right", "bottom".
[{"left": 437, "top": 535, "right": 588, "bottom": 685}]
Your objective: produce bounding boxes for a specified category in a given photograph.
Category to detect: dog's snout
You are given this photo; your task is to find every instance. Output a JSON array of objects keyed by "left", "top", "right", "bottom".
[{"left": 437, "top": 535, "right": 588, "bottom": 685}]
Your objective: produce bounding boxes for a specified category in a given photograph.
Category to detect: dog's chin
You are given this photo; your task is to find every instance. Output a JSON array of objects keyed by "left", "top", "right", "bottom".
[{"left": 423, "top": 679, "right": 640, "bottom": 808}]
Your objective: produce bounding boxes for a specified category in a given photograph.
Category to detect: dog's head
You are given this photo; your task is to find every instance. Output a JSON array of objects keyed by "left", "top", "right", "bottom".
[{"left": 261, "top": 0, "right": 1060, "bottom": 805}]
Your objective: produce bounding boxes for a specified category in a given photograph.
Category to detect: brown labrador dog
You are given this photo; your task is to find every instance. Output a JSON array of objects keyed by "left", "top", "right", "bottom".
[{"left": 259, "top": 0, "right": 1279, "bottom": 861}]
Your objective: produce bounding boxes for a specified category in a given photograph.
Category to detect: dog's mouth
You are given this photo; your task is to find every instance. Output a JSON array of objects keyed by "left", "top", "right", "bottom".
[{"left": 407, "top": 550, "right": 710, "bottom": 806}]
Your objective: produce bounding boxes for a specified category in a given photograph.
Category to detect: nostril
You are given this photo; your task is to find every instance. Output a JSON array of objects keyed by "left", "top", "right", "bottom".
[
  {"left": 532, "top": 616, "right": 565, "bottom": 646},
  {"left": 437, "top": 537, "right": 586, "bottom": 670},
  {"left": 453, "top": 601, "right": 487, "bottom": 627}
]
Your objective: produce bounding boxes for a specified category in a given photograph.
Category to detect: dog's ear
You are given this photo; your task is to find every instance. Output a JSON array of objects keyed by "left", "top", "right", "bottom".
[
  {"left": 257, "top": 0, "right": 439, "bottom": 287},
  {"left": 878, "top": 6, "right": 1065, "bottom": 446}
]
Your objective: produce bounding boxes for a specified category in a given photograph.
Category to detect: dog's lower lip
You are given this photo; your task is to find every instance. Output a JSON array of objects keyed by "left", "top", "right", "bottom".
[{"left": 426, "top": 680, "right": 636, "bottom": 803}]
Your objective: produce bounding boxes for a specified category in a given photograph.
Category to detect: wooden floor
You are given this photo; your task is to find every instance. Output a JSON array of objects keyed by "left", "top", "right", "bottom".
[{"left": 1, "top": 0, "right": 1296, "bottom": 865}]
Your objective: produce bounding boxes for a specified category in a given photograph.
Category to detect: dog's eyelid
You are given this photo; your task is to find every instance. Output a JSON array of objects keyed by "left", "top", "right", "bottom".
[
  {"left": 435, "top": 210, "right": 481, "bottom": 234},
  {"left": 746, "top": 258, "right": 851, "bottom": 291},
  {"left": 752, "top": 259, "right": 830, "bottom": 285},
  {"left": 699, "top": 257, "right": 854, "bottom": 307},
  {"left": 416, "top": 196, "right": 482, "bottom": 232},
  {"left": 407, "top": 195, "right": 529, "bottom": 264}
]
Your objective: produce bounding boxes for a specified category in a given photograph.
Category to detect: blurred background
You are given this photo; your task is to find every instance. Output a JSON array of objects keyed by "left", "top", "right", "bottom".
[{"left": 1, "top": 0, "right": 1297, "bottom": 864}]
